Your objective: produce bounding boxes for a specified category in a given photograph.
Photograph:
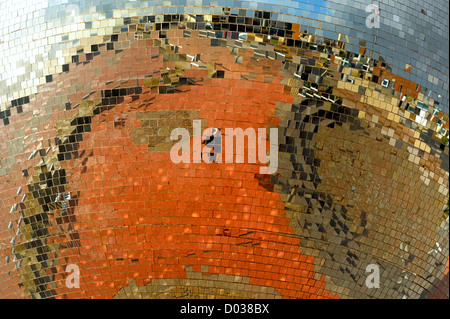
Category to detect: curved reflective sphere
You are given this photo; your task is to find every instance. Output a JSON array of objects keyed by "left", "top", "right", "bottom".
[{"left": 0, "top": 0, "right": 448, "bottom": 299}]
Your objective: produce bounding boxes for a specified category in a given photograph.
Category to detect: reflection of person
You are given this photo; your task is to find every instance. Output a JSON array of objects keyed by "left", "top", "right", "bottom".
[
  {"left": 1, "top": 25, "right": 448, "bottom": 300},
  {"left": 202, "top": 128, "right": 221, "bottom": 163}
]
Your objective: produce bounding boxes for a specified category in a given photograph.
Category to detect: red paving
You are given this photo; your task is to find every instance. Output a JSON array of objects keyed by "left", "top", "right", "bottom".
[{"left": 49, "top": 77, "right": 337, "bottom": 299}]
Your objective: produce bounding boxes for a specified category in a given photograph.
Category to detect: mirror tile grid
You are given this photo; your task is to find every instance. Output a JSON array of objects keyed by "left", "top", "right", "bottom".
[{"left": 0, "top": 0, "right": 448, "bottom": 299}]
